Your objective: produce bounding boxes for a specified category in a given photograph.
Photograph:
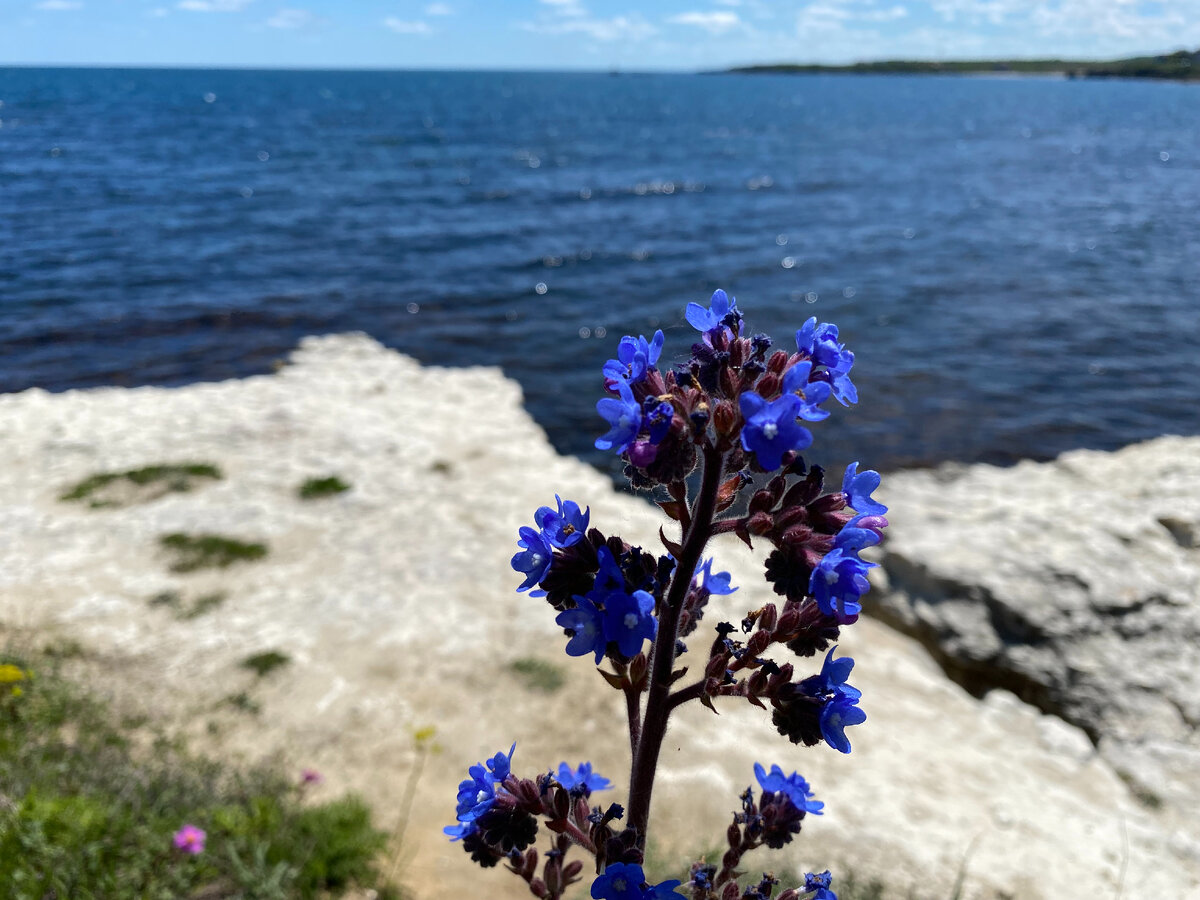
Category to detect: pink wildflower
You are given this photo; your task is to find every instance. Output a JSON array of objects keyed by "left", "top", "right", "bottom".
[
  {"left": 173, "top": 824, "right": 206, "bottom": 855},
  {"left": 300, "top": 768, "right": 324, "bottom": 785}
]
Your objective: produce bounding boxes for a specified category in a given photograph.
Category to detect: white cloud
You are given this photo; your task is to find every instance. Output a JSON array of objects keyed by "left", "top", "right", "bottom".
[
  {"left": 178, "top": 0, "right": 252, "bottom": 10},
  {"left": 860, "top": 4, "right": 908, "bottom": 21},
  {"left": 148, "top": 6, "right": 169, "bottom": 16},
  {"left": 425, "top": 2, "right": 452, "bottom": 14},
  {"left": 383, "top": 16, "right": 431, "bottom": 34},
  {"left": 668, "top": 10, "right": 741, "bottom": 33},
  {"left": 266, "top": 7, "right": 311, "bottom": 28},
  {"left": 539, "top": 0, "right": 586, "bottom": 16},
  {"left": 523, "top": 13, "right": 656, "bottom": 41},
  {"left": 34, "top": 0, "right": 82, "bottom": 8}
]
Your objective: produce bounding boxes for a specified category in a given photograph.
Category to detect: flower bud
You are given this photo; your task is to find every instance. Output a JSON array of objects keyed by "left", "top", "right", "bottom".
[
  {"left": 745, "top": 630, "right": 771, "bottom": 656},
  {"left": 712, "top": 400, "right": 737, "bottom": 440},
  {"left": 529, "top": 877, "right": 548, "bottom": 898},
  {"left": 722, "top": 881, "right": 741, "bottom": 900},
  {"left": 758, "top": 603, "right": 778, "bottom": 632},
  {"left": 747, "top": 511, "right": 774, "bottom": 535},
  {"left": 767, "top": 350, "right": 790, "bottom": 374},
  {"left": 755, "top": 372, "right": 781, "bottom": 398}
]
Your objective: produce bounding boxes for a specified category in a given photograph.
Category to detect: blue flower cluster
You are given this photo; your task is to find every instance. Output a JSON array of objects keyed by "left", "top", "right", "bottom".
[
  {"left": 596, "top": 329, "right": 673, "bottom": 460},
  {"left": 753, "top": 763, "right": 824, "bottom": 816},
  {"left": 736, "top": 316, "right": 858, "bottom": 472},
  {"left": 795, "top": 317, "right": 857, "bottom": 407},
  {"left": 814, "top": 648, "right": 866, "bottom": 754},
  {"left": 556, "top": 547, "right": 658, "bottom": 663},
  {"left": 685, "top": 288, "right": 742, "bottom": 338},
  {"left": 803, "top": 870, "right": 838, "bottom": 900},
  {"left": 512, "top": 495, "right": 590, "bottom": 593},
  {"left": 444, "top": 744, "right": 516, "bottom": 841},
  {"left": 808, "top": 464, "right": 889, "bottom": 622},
  {"left": 554, "top": 761, "right": 612, "bottom": 796},
  {"left": 591, "top": 862, "right": 683, "bottom": 900}
]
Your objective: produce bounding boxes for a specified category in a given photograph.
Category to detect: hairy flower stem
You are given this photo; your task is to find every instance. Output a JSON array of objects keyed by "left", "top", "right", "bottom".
[{"left": 627, "top": 443, "right": 725, "bottom": 849}]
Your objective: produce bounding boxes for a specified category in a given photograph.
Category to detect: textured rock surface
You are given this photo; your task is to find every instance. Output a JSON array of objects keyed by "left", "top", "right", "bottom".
[
  {"left": 874, "top": 437, "right": 1200, "bottom": 831},
  {"left": 1, "top": 335, "right": 1197, "bottom": 899}
]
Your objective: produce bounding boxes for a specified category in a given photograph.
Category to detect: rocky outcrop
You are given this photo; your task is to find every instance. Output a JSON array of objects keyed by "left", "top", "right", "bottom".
[
  {"left": 1, "top": 336, "right": 1197, "bottom": 898},
  {"left": 873, "top": 436, "right": 1200, "bottom": 829}
]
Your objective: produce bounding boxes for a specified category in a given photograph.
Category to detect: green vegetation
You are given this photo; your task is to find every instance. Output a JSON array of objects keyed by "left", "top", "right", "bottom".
[
  {"left": 507, "top": 657, "right": 566, "bottom": 693},
  {"left": 60, "top": 463, "right": 222, "bottom": 508},
  {"left": 149, "top": 590, "right": 229, "bottom": 620},
  {"left": 160, "top": 533, "right": 268, "bottom": 573},
  {"left": 729, "top": 48, "right": 1200, "bottom": 81},
  {"left": 297, "top": 476, "right": 351, "bottom": 500},
  {"left": 241, "top": 651, "right": 291, "bottom": 679},
  {"left": 0, "top": 650, "right": 400, "bottom": 899}
]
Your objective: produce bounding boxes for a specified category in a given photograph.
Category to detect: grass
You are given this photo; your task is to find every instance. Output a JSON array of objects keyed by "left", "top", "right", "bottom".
[
  {"left": 241, "top": 651, "right": 291, "bottom": 679},
  {"left": 297, "top": 476, "right": 350, "bottom": 500},
  {"left": 0, "top": 649, "right": 401, "bottom": 900},
  {"left": 507, "top": 657, "right": 566, "bottom": 693},
  {"left": 160, "top": 533, "right": 268, "bottom": 573},
  {"left": 149, "top": 590, "right": 229, "bottom": 620},
  {"left": 60, "top": 463, "right": 222, "bottom": 508}
]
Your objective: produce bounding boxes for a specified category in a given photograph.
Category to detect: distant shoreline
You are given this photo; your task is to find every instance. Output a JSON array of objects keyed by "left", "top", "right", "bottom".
[{"left": 726, "top": 49, "right": 1200, "bottom": 82}]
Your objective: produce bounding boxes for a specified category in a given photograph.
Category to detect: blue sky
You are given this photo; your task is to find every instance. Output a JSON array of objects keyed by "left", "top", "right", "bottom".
[{"left": 2, "top": 0, "right": 1198, "bottom": 69}]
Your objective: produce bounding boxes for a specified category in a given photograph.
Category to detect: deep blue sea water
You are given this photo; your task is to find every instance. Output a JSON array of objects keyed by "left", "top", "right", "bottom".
[{"left": 2, "top": 68, "right": 1198, "bottom": 476}]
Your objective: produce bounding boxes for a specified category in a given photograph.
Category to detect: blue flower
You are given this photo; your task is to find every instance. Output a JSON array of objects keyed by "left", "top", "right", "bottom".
[
  {"left": 643, "top": 397, "right": 674, "bottom": 444},
  {"left": 512, "top": 526, "right": 553, "bottom": 592},
  {"left": 795, "top": 318, "right": 857, "bottom": 407},
  {"left": 781, "top": 361, "right": 832, "bottom": 422},
  {"left": 591, "top": 863, "right": 684, "bottom": 900},
  {"left": 820, "top": 692, "right": 867, "bottom": 754},
  {"left": 685, "top": 289, "right": 740, "bottom": 335},
  {"left": 753, "top": 763, "right": 824, "bottom": 815},
  {"left": 694, "top": 558, "right": 736, "bottom": 595},
  {"left": 554, "top": 761, "right": 612, "bottom": 795},
  {"left": 596, "top": 378, "right": 643, "bottom": 455},
  {"left": 453, "top": 762, "right": 497, "bottom": 824},
  {"left": 833, "top": 518, "right": 884, "bottom": 553},
  {"left": 809, "top": 547, "right": 875, "bottom": 622},
  {"left": 795, "top": 318, "right": 847, "bottom": 369},
  {"left": 591, "top": 863, "right": 645, "bottom": 900},
  {"left": 445, "top": 744, "right": 518, "bottom": 840},
  {"left": 817, "top": 647, "right": 861, "bottom": 701},
  {"left": 841, "top": 462, "right": 887, "bottom": 516},
  {"left": 739, "top": 391, "right": 813, "bottom": 471},
  {"left": 556, "top": 597, "right": 608, "bottom": 663},
  {"left": 485, "top": 742, "right": 516, "bottom": 781},
  {"left": 535, "top": 495, "right": 590, "bottom": 549},
  {"left": 804, "top": 871, "right": 838, "bottom": 900},
  {"left": 827, "top": 352, "right": 858, "bottom": 406},
  {"left": 593, "top": 545, "right": 626, "bottom": 594},
  {"left": 604, "top": 330, "right": 665, "bottom": 385},
  {"left": 602, "top": 589, "right": 657, "bottom": 658}
]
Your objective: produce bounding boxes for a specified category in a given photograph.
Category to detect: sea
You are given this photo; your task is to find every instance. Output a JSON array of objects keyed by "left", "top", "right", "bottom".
[{"left": 2, "top": 67, "right": 1198, "bottom": 477}]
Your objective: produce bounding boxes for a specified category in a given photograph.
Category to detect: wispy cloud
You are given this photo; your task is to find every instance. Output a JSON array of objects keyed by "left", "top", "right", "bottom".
[
  {"left": 34, "top": 0, "right": 83, "bottom": 9},
  {"left": 524, "top": 15, "right": 655, "bottom": 41},
  {"left": 265, "top": 7, "right": 312, "bottom": 28},
  {"left": 177, "top": 0, "right": 252, "bottom": 11},
  {"left": 424, "top": 2, "right": 452, "bottom": 14},
  {"left": 540, "top": 0, "right": 586, "bottom": 14},
  {"left": 667, "top": 10, "right": 742, "bottom": 33},
  {"left": 524, "top": 0, "right": 655, "bottom": 41},
  {"left": 383, "top": 17, "right": 431, "bottom": 34}
]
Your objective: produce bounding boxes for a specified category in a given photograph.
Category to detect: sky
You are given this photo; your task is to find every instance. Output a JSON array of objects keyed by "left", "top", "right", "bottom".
[{"left": 2, "top": 0, "right": 1199, "bottom": 70}]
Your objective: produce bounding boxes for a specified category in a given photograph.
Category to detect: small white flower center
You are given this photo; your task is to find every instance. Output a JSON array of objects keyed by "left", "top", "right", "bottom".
[
  {"left": 825, "top": 569, "right": 839, "bottom": 585},
  {"left": 623, "top": 612, "right": 639, "bottom": 629},
  {"left": 614, "top": 878, "right": 628, "bottom": 891},
  {"left": 476, "top": 789, "right": 489, "bottom": 803},
  {"left": 529, "top": 553, "right": 543, "bottom": 567},
  {"left": 762, "top": 422, "right": 778, "bottom": 439}
]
